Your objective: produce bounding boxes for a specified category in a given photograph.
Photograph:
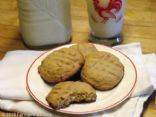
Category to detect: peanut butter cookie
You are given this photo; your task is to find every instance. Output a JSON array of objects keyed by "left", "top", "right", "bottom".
[
  {"left": 81, "top": 51, "right": 124, "bottom": 90},
  {"left": 38, "top": 47, "right": 84, "bottom": 83},
  {"left": 71, "top": 43, "right": 97, "bottom": 57},
  {"left": 46, "top": 81, "right": 96, "bottom": 109}
]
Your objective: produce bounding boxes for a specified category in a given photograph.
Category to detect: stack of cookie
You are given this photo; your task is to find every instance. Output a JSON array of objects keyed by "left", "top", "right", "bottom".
[{"left": 38, "top": 43, "right": 124, "bottom": 109}]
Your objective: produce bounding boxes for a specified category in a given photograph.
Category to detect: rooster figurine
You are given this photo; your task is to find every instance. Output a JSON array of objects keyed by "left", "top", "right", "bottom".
[{"left": 92, "top": 0, "right": 122, "bottom": 23}]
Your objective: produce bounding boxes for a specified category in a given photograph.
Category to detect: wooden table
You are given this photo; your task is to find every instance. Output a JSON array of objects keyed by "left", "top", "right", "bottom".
[{"left": 0, "top": 0, "right": 156, "bottom": 116}]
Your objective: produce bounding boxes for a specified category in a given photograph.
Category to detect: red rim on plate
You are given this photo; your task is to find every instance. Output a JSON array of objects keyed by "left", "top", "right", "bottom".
[{"left": 26, "top": 43, "right": 137, "bottom": 115}]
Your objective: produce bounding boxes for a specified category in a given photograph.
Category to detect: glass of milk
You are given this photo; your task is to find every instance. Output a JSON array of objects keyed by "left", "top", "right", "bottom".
[
  {"left": 86, "top": 0, "right": 125, "bottom": 45},
  {"left": 18, "top": 0, "right": 72, "bottom": 49}
]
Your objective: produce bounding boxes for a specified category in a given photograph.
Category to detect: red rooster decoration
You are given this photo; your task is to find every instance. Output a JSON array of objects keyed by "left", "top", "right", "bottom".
[{"left": 92, "top": 0, "right": 122, "bottom": 23}]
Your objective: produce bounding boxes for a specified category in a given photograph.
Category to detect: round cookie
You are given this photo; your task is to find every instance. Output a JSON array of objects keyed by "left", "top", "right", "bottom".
[
  {"left": 46, "top": 81, "right": 97, "bottom": 109},
  {"left": 70, "top": 43, "right": 97, "bottom": 58},
  {"left": 81, "top": 51, "right": 124, "bottom": 90},
  {"left": 38, "top": 47, "right": 84, "bottom": 83}
]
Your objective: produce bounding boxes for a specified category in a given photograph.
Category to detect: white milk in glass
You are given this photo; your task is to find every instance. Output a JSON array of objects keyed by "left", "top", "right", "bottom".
[
  {"left": 18, "top": 0, "right": 71, "bottom": 49},
  {"left": 86, "top": 0, "right": 125, "bottom": 45}
]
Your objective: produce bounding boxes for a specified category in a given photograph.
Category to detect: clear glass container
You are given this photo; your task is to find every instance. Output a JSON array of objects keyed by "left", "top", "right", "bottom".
[{"left": 18, "top": 0, "right": 72, "bottom": 49}]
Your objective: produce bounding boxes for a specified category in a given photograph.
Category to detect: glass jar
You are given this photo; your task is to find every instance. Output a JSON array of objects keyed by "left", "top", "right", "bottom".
[{"left": 18, "top": 0, "right": 72, "bottom": 49}]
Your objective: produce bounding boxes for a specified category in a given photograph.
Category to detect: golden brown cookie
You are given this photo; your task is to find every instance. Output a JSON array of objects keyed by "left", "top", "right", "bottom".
[
  {"left": 71, "top": 43, "right": 97, "bottom": 58},
  {"left": 38, "top": 47, "right": 84, "bottom": 83},
  {"left": 81, "top": 51, "right": 124, "bottom": 90},
  {"left": 46, "top": 81, "right": 97, "bottom": 109}
]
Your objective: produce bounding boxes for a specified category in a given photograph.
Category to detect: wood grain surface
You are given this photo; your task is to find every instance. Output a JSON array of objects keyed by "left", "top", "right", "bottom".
[{"left": 0, "top": 0, "right": 156, "bottom": 117}]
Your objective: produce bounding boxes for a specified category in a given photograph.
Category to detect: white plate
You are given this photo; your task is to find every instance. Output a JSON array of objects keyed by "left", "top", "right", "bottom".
[{"left": 26, "top": 44, "right": 137, "bottom": 115}]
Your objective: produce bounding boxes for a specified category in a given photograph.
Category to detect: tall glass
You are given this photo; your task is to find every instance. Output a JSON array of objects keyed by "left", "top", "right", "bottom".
[{"left": 86, "top": 0, "right": 125, "bottom": 45}]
